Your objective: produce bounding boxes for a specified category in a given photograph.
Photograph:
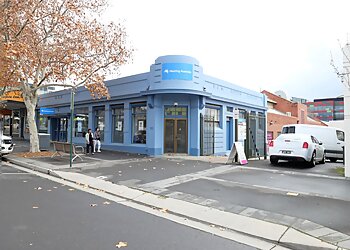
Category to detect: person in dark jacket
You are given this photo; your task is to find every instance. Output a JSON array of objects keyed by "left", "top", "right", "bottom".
[{"left": 85, "top": 128, "right": 94, "bottom": 155}]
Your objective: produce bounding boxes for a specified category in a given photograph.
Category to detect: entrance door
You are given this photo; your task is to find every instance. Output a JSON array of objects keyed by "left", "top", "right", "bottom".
[{"left": 164, "top": 119, "right": 187, "bottom": 154}]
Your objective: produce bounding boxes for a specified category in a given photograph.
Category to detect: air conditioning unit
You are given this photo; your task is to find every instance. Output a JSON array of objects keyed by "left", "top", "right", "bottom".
[{"left": 286, "top": 112, "right": 291, "bottom": 116}]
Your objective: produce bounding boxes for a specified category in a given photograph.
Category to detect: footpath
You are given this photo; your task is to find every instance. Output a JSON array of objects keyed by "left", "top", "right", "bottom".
[{"left": 2, "top": 139, "right": 350, "bottom": 250}]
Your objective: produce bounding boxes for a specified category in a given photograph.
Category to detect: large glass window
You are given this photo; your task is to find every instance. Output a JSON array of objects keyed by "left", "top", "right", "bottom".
[
  {"left": 94, "top": 107, "right": 105, "bottom": 142},
  {"left": 74, "top": 107, "right": 89, "bottom": 137},
  {"left": 112, "top": 105, "right": 124, "bottom": 143},
  {"left": 205, "top": 105, "right": 221, "bottom": 128},
  {"left": 132, "top": 103, "right": 147, "bottom": 144},
  {"left": 39, "top": 116, "right": 48, "bottom": 133}
]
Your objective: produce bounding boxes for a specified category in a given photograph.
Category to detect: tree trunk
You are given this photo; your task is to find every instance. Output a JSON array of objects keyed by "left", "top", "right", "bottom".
[{"left": 23, "top": 90, "right": 40, "bottom": 152}]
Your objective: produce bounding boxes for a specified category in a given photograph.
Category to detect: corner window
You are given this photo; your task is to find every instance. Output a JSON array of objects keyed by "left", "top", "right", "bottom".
[
  {"left": 112, "top": 105, "right": 124, "bottom": 143},
  {"left": 74, "top": 107, "right": 89, "bottom": 137},
  {"left": 132, "top": 103, "right": 147, "bottom": 144}
]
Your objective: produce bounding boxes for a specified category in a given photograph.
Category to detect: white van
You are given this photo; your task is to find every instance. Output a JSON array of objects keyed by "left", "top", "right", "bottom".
[{"left": 281, "top": 124, "right": 345, "bottom": 162}]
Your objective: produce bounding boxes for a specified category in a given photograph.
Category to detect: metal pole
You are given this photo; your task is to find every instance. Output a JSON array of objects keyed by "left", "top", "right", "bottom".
[{"left": 69, "top": 89, "right": 74, "bottom": 168}]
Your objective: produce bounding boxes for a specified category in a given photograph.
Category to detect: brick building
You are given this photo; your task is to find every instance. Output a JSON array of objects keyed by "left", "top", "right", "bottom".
[
  {"left": 262, "top": 90, "right": 326, "bottom": 140},
  {"left": 306, "top": 97, "right": 344, "bottom": 122}
]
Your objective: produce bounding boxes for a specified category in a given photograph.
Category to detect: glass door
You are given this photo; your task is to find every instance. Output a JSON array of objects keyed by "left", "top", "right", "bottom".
[
  {"left": 164, "top": 119, "right": 187, "bottom": 154},
  {"left": 176, "top": 119, "right": 187, "bottom": 153}
]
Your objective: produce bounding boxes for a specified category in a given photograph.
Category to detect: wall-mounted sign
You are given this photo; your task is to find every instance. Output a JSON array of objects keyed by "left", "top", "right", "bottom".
[
  {"left": 162, "top": 63, "right": 193, "bottom": 81},
  {"left": 40, "top": 107, "right": 55, "bottom": 115},
  {"left": 0, "top": 90, "right": 24, "bottom": 102}
]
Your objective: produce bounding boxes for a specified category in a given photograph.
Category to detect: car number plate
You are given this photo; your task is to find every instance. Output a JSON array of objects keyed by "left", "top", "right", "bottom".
[{"left": 282, "top": 150, "right": 291, "bottom": 154}]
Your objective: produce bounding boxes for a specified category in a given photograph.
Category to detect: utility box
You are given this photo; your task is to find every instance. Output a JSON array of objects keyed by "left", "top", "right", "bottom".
[{"left": 38, "top": 133, "right": 50, "bottom": 151}]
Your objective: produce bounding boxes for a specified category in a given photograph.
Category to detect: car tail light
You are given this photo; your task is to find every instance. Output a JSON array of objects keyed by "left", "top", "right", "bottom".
[
  {"left": 269, "top": 141, "right": 274, "bottom": 147},
  {"left": 302, "top": 142, "right": 309, "bottom": 149}
]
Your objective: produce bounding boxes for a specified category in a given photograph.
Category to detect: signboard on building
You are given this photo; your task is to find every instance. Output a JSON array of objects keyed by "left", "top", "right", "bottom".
[
  {"left": 162, "top": 63, "right": 193, "bottom": 81},
  {"left": 40, "top": 107, "right": 55, "bottom": 115},
  {"left": 0, "top": 90, "right": 24, "bottom": 102}
]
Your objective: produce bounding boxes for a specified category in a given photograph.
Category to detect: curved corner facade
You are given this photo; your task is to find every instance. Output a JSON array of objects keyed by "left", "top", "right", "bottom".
[{"left": 38, "top": 55, "right": 267, "bottom": 158}]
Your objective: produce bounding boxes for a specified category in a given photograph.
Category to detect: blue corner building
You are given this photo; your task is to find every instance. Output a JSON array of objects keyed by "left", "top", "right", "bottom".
[{"left": 37, "top": 55, "right": 267, "bottom": 158}]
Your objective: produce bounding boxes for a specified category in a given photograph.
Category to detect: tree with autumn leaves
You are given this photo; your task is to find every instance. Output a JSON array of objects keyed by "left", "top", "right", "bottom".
[{"left": 0, "top": 0, "right": 132, "bottom": 152}]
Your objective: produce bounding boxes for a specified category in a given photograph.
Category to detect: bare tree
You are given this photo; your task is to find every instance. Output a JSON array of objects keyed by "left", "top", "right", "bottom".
[
  {"left": 330, "top": 41, "right": 350, "bottom": 89},
  {"left": 0, "top": 0, "right": 133, "bottom": 152}
]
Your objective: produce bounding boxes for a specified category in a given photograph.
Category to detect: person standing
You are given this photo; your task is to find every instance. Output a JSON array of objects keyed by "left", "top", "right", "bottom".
[
  {"left": 94, "top": 127, "right": 101, "bottom": 152},
  {"left": 85, "top": 128, "right": 94, "bottom": 155}
]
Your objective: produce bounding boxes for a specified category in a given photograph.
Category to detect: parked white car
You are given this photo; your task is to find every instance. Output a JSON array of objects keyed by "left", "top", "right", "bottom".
[
  {"left": 1, "top": 135, "right": 14, "bottom": 155},
  {"left": 281, "top": 124, "right": 345, "bottom": 162},
  {"left": 269, "top": 133, "right": 325, "bottom": 167}
]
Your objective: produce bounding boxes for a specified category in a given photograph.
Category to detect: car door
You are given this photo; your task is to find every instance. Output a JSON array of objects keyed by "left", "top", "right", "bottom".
[{"left": 311, "top": 136, "right": 322, "bottom": 161}]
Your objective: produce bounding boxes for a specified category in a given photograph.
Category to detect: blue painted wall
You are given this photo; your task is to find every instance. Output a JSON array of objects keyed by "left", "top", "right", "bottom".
[{"left": 38, "top": 55, "right": 267, "bottom": 156}]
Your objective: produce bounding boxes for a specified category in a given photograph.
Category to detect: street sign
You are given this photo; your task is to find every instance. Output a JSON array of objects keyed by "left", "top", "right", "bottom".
[
  {"left": 162, "top": 63, "right": 193, "bottom": 81},
  {"left": 40, "top": 107, "right": 55, "bottom": 115}
]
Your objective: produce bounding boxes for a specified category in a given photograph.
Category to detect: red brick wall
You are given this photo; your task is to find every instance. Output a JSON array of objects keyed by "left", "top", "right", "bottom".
[
  {"left": 267, "top": 112, "right": 298, "bottom": 139},
  {"left": 262, "top": 90, "right": 308, "bottom": 124}
]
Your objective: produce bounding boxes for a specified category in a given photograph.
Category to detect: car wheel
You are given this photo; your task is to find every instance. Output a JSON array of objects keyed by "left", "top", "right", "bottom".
[
  {"left": 320, "top": 154, "right": 326, "bottom": 164},
  {"left": 308, "top": 151, "right": 316, "bottom": 167},
  {"left": 270, "top": 158, "right": 278, "bottom": 165}
]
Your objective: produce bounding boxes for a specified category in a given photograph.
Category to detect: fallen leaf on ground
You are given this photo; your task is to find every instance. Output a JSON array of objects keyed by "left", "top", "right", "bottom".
[
  {"left": 14, "top": 151, "right": 55, "bottom": 158},
  {"left": 159, "top": 208, "right": 168, "bottom": 213},
  {"left": 116, "top": 241, "right": 128, "bottom": 248}
]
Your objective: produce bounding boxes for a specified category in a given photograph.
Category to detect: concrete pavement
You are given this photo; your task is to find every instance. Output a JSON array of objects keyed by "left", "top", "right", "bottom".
[{"left": 2, "top": 139, "right": 350, "bottom": 249}]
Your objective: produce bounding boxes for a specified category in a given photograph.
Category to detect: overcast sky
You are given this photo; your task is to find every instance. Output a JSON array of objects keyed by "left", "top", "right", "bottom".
[{"left": 104, "top": 0, "right": 350, "bottom": 101}]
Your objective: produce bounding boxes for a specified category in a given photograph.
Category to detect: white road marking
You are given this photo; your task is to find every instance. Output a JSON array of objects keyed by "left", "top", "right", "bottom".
[
  {"left": 200, "top": 176, "right": 350, "bottom": 202},
  {"left": 140, "top": 165, "right": 238, "bottom": 189},
  {"left": 238, "top": 165, "right": 347, "bottom": 180}
]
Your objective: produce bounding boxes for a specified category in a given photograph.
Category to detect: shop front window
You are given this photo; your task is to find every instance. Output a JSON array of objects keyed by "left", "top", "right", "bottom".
[
  {"left": 39, "top": 116, "right": 48, "bottom": 133},
  {"left": 112, "top": 105, "right": 124, "bottom": 143},
  {"left": 132, "top": 103, "right": 147, "bottom": 144},
  {"left": 74, "top": 107, "right": 89, "bottom": 137},
  {"left": 205, "top": 105, "right": 221, "bottom": 128}
]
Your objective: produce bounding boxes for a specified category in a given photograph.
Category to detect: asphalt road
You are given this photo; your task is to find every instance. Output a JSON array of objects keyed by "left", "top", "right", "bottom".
[
  {"left": 0, "top": 163, "right": 256, "bottom": 250},
  {"left": 77, "top": 158, "right": 350, "bottom": 236}
]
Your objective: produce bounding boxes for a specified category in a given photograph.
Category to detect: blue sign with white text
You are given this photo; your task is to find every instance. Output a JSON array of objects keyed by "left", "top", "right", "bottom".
[
  {"left": 162, "top": 63, "right": 193, "bottom": 81},
  {"left": 40, "top": 107, "right": 55, "bottom": 115}
]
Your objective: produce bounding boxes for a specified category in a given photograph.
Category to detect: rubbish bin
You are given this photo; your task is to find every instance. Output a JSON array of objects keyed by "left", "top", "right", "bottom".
[{"left": 38, "top": 133, "right": 50, "bottom": 151}]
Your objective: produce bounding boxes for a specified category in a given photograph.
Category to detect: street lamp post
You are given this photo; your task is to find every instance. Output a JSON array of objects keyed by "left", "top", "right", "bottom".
[{"left": 69, "top": 88, "right": 75, "bottom": 168}]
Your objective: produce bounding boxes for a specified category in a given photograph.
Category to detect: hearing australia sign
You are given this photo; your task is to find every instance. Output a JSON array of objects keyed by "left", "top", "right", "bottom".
[{"left": 162, "top": 63, "right": 193, "bottom": 81}]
